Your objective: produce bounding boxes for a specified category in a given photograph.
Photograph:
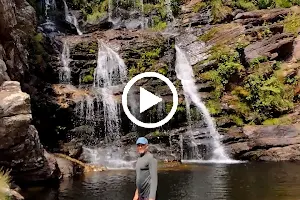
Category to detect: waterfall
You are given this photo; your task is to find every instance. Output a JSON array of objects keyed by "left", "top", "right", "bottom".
[
  {"left": 93, "top": 40, "right": 127, "bottom": 142},
  {"left": 165, "top": 0, "right": 174, "bottom": 23},
  {"left": 140, "top": 0, "right": 145, "bottom": 29},
  {"left": 77, "top": 39, "right": 135, "bottom": 169},
  {"left": 41, "top": 0, "right": 57, "bottom": 32},
  {"left": 75, "top": 94, "right": 95, "bottom": 124},
  {"left": 94, "top": 40, "right": 127, "bottom": 88},
  {"left": 44, "top": 0, "right": 56, "bottom": 20},
  {"left": 108, "top": 0, "right": 113, "bottom": 21},
  {"left": 157, "top": 99, "right": 165, "bottom": 121},
  {"left": 63, "top": 0, "right": 83, "bottom": 35},
  {"left": 59, "top": 41, "right": 71, "bottom": 84},
  {"left": 175, "top": 45, "right": 232, "bottom": 162},
  {"left": 81, "top": 146, "right": 137, "bottom": 169}
]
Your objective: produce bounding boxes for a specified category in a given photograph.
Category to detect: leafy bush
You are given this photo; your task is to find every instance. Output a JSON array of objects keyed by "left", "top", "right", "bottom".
[
  {"left": 192, "top": 2, "right": 207, "bottom": 12},
  {"left": 283, "top": 12, "right": 300, "bottom": 35},
  {"left": 243, "top": 74, "right": 294, "bottom": 120},
  {"left": 236, "top": 0, "right": 257, "bottom": 10}
]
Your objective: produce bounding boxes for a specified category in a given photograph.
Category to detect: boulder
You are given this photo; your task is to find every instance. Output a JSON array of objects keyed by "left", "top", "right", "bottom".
[
  {"left": 0, "top": 81, "right": 60, "bottom": 184},
  {"left": 54, "top": 157, "right": 74, "bottom": 178},
  {"left": 244, "top": 33, "right": 295, "bottom": 62},
  {"left": 224, "top": 124, "right": 300, "bottom": 161},
  {"left": 181, "top": 6, "right": 213, "bottom": 27},
  {"left": 234, "top": 8, "right": 290, "bottom": 25}
]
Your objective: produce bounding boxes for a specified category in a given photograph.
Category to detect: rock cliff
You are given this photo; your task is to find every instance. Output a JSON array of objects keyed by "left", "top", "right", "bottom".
[
  {"left": 0, "top": 81, "right": 60, "bottom": 184},
  {"left": 1, "top": 0, "right": 300, "bottom": 182}
]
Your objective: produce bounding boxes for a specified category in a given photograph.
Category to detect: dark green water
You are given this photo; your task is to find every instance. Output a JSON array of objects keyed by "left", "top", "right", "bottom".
[{"left": 23, "top": 162, "right": 300, "bottom": 200}]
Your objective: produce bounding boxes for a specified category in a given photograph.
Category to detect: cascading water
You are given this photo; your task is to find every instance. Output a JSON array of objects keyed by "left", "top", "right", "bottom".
[
  {"left": 140, "top": 0, "right": 145, "bottom": 29},
  {"left": 63, "top": 0, "right": 83, "bottom": 35},
  {"left": 40, "top": 0, "right": 57, "bottom": 32},
  {"left": 165, "top": 0, "right": 175, "bottom": 23},
  {"left": 59, "top": 41, "right": 71, "bottom": 84},
  {"left": 44, "top": 0, "right": 56, "bottom": 20},
  {"left": 157, "top": 100, "right": 165, "bottom": 121},
  {"left": 80, "top": 39, "right": 136, "bottom": 169},
  {"left": 108, "top": 0, "right": 113, "bottom": 21},
  {"left": 175, "top": 45, "right": 233, "bottom": 162},
  {"left": 93, "top": 40, "right": 127, "bottom": 141}
]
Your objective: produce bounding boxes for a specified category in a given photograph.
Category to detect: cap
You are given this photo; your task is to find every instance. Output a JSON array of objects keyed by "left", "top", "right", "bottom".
[{"left": 136, "top": 137, "right": 148, "bottom": 145}]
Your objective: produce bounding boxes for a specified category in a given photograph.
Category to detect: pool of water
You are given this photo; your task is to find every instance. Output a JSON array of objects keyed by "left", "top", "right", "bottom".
[{"left": 22, "top": 162, "right": 300, "bottom": 200}]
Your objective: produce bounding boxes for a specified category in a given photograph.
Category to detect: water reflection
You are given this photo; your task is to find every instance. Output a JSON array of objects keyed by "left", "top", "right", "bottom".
[{"left": 22, "top": 162, "right": 300, "bottom": 200}]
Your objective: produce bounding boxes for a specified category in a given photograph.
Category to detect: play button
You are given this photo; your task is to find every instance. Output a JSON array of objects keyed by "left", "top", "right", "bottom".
[
  {"left": 122, "top": 72, "right": 178, "bottom": 129},
  {"left": 139, "top": 87, "right": 162, "bottom": 113}
]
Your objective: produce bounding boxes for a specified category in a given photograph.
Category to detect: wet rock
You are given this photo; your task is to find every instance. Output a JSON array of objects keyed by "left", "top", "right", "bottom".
[
  {"left": 82, "top": 16, "right": 113, "bottom": 33},
  {"left": 54, "top": 156, "right": 74, "bottom": 178},
  {"left": 244, "top": 33, "right": 295, "bottom": 62},
  {"left": 0, "top": 59, "right": 10, "bottom": 85},
  {"left": 176, "top": 31, "right": 208, "bottom": 66},
  {"left": 0, "top": 81, "right": 60, "bottom": 184},
  {"left": 59, "top": 138, "right": 83, "bottom": 159}
]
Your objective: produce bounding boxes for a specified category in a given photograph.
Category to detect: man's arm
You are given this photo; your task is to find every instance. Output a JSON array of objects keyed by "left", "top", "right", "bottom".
[
  {"left": 149, "top": 157, "right": 158, "bottom": 200},
  {"left": 133, "top": 188, "right": 138, "bottom": 200}
]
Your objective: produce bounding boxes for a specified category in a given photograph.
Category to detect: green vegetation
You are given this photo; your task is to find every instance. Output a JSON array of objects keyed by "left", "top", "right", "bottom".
[
  {"left": 244, "top": 74, "right": 293, "bottom": 119},
  {"left": 235, "top": 0, "right": 257, "bottom": 10},
  {"left": 81, "top": 67, "right": 95, "bottom": 83},
  {"left": 283, "top": 12, "right": 300, "bottom": 35},
  {"left": 198, "top": 27, "right": 219, "bottom": 42},
  {"left": 192, "top": 2, "right": 207, "bottom": 12},
  {"left": 128, "top": 46, "right": 163, "bottom": 78},
  {"left": 152, "top": 16, "right": 167, "bottom": 31},
  {"left": 69, "top": 0, "right": 109, "bottom": 23},
  {"left": 200, "top": 44, "right": 244, "bottom": 98},
  {"left": 86, "top": 5, "right": 107, "bottom": 22},
  {"left": 206, "top": 99, "right": 222, "bottom": 115},
  {"left": 262, "top": 116, "right": 292, "bottom": 125},
  {"left": 0, "top": 168, "right": 11, "bottom": 200},
  {"left": 198, "top": 29, "right": 297, "bottom": 125},
  {"left": 29, "top": 33, "right": 49, "bottom": 69},
  {"left": 210, "top": 0, "right": 233, "bottom": 23},
  {"left": 197, "top": 0, "right": 300, "bottom": 22}
]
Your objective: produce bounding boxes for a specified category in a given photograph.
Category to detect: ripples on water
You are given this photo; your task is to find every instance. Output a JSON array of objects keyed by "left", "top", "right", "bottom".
[{"left": 23, "top": 162, "right": 300, "bottom": 200}]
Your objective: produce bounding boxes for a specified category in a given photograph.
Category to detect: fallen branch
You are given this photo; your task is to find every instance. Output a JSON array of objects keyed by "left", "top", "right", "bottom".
[{"left": 53, "top": 153, "right": 107, "bottom": 172}]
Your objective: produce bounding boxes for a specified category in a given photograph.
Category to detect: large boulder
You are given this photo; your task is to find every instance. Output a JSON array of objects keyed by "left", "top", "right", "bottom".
[
  {"left": 224, "top": 124, "right": 300, "bottom": 161},
  {"left": 0, "top": 81, "right": 60, "bottom": 184}
]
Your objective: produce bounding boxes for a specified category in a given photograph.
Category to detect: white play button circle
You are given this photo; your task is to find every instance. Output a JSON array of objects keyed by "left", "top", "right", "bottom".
[
  {"left": 122, "top": 72, "right": 178, "bottom": 129},
  {"left": 139, "top": 87, "right": 162, "bottom": 113}
]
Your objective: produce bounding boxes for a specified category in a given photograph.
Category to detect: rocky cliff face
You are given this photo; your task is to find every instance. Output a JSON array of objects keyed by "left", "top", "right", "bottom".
[
  {"left": 0, "top": 0, "right": 36, "bottom": 84},
  {"left": 1, "top": 0, "right": 300, "bottom": 182},
  {"left": 0, "top": 81, "right": 60, "bottom": 184},
  {"left": 37, "top": 0, "right": 300, "bottom": 161},
  {"left": 224, "top": 124, "right": 300, "bottom": 161}
]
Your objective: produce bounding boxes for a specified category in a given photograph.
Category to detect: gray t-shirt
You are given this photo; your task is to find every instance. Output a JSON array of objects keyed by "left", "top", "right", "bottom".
[{"left": 135, "top": 152, "right": 158, "bottom": 199}]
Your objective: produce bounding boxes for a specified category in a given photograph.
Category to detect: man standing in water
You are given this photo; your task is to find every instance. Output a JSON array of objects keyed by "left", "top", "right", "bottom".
[{"left": 133, "top": 137, "right": 158, "bottom": 200}]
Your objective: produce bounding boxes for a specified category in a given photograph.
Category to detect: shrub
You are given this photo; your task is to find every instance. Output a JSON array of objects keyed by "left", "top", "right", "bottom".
[{"left": 0, "top": 169, "right": 11, "bottom": 200}]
